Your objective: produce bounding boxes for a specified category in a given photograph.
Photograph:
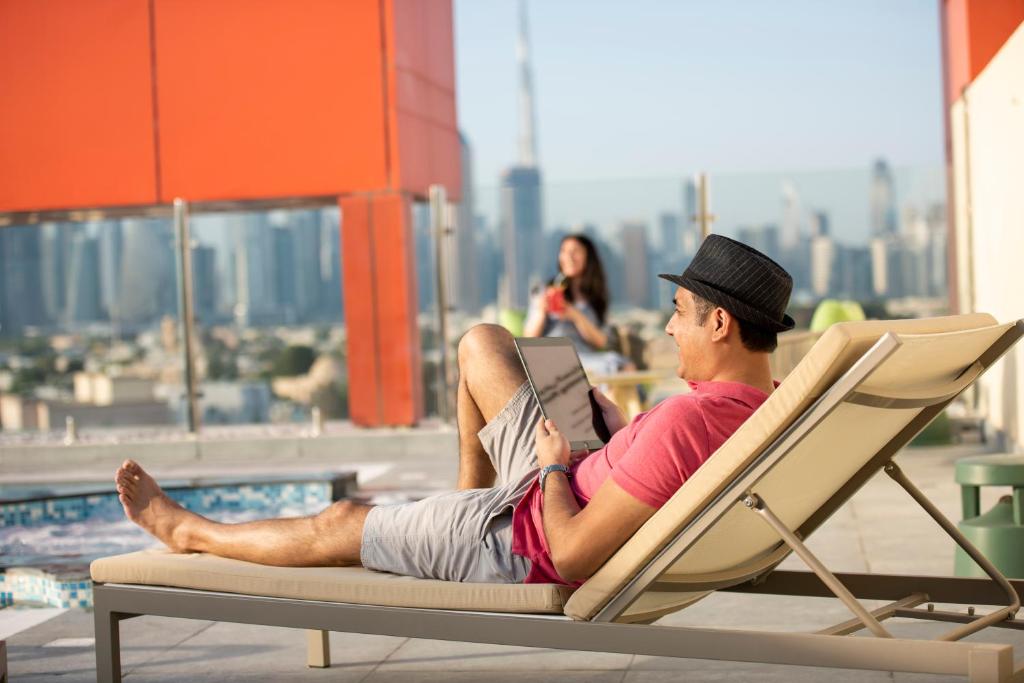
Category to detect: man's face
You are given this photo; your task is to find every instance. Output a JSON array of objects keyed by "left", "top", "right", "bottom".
[{"left": 665, "top": 287, "right": 712, "bottom": 380}]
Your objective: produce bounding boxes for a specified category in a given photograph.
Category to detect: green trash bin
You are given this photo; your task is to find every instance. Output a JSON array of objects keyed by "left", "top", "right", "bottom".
[{"left": 953, "top": 454, "right": 1024, "bottom": 579}]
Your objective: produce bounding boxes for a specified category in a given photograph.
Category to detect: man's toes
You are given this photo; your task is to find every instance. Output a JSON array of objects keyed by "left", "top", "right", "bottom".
[{"left": 123, "top": 460, "right": 141, "bottom": 475}]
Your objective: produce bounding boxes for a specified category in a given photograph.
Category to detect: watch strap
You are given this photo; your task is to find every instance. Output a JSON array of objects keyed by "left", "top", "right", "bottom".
[{"left": 539, "top": 463, "right": 572, "bottom": 493}]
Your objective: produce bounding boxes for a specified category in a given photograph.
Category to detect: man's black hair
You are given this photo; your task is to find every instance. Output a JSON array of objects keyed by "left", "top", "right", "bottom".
[{"left": 691, "top": 293, "right": 779, "bottom": 353}]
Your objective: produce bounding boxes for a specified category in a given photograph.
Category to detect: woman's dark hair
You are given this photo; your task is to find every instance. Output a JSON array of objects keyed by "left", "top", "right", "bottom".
[{"left": 558, "top": 234, "right": 609, "bottom": 325}]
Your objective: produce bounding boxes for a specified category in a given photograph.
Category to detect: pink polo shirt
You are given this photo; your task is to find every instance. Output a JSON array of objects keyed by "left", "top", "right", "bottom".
[{"left": 511, "top": 380, "right": 773, "bottom": 586}]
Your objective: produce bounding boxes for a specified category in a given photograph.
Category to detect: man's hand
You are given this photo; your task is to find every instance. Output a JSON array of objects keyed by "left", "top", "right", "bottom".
[
  {"left": 535, "top": 418, "right": 570, "bottom": 468},
  {"left": 591, "top": 388, "right": 629, "bottom": 436}
]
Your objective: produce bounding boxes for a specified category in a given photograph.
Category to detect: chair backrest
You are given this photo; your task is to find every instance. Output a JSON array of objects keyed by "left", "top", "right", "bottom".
[{"left": 565, "top": 314, "right": 1021, "bottom": 623}]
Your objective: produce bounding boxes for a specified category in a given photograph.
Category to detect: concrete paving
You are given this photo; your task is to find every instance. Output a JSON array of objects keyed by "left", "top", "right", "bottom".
[{"left": 7, "top": 440, "right": 1024, "bottom": 682}]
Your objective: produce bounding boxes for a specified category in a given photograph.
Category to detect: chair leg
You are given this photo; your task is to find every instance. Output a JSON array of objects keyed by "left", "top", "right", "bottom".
[
  {"left": 1, "top": 639, "right": 7, "bottom": 683},
  {"left": 94, "top": 608, "right": 122, "bottom": 683},
  {"left": 967, "top": 647, "right": 1013, "bottom": 683},
  {"left": 306, "top": 629, "right": 330, "bottom": 668}
]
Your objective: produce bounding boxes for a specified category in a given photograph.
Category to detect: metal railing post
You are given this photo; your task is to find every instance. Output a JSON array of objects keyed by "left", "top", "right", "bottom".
[{"left": 173, "top": 198, "right": 201, "bottom": 433}]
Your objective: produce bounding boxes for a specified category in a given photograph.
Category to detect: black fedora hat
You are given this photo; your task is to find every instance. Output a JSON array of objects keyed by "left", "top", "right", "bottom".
[{"left": 659, "top": 234, "right": 795, "bottom": 332}]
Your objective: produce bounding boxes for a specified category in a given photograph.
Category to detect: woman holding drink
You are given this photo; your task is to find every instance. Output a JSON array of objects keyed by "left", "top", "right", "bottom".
[{"left": 524, "top": 234, "right": 629, "bottom": 374}]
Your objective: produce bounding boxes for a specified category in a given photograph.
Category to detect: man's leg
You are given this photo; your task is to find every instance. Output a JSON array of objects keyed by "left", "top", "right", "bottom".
[
  {"left": 455, "top": 324, "right": 528, "bottom": 490},
  {"left": 115, "top": 460, "right": 369, "bottom": 566}
]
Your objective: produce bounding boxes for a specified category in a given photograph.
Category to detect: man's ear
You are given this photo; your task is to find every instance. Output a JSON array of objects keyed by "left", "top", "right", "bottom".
[{"left": 711, "top": 307, "right": 729, "bottom": 341}]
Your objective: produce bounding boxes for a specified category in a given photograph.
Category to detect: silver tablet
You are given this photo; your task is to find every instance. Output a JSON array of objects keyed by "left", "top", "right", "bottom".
[{"left": 513, "top": 337, "right": 606, "bottom": 451}]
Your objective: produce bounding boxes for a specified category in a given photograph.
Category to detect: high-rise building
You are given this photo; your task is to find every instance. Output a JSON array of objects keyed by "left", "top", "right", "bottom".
[
  {"left": 120, "top": 218, "right": 176, "bottom": 326},
  {"left": 66, "top": 233, "right": 102, "bottom": 325},
  {"left": 499, "top": 0, "right": 544, "bottom": 309},
  {"left": 0, "top": 225, "right": 46, "bottom": 334},
  {"left": 272, "top": 225, "right": 297, "bottom": 322},
  {"left": 837, "top": 245, "right": 873, "bottom": 301},
  {"left": 232, "top": 213, "right": 277, "bottom": 326},
  {"left": 681, "top": 177, "right": 699, "bottom": 256},
  {"left": 619, "top": 221, "right": 652, "bottom": 309},
  {"left": 192, "top": 244, "right": 218, "bottom": 323},
  {"left": 97, "top": 220, "right": 123, "bottom": 321},
  {"left": 736, "top": 224, "right": 781, "bottom": 265},
  {"left": 781, "top": 181, "right": 802, "bottom": 250},
  {"left": 474, "top": 216, "right": 501, "bottom": 310},
  {"left": 810, "top": 234, "right": 836, "bottom": 298},
  {"left": 870, "top": 159, "right": 897, "bottom": 237},
  {"left": 413, "top": 201, "right": 437, "bottom": 314},
  {"left": 287, "top": 211, "right": 323, "bottom": 322},
  {"left": 659, "top": 212, "right": 681, "bottom": 257},
  {"left": 318, "top": 207, "right": 343, "bottom": 320},
  {"left": 39, "top": 222, "right": 71, "bottom": 325},
  {"left": 453, "top": 133, "right": 481, "bottom": 314},
  {"left": 925, "top": 203, "right": 948, "bottom": 297},
  {"left": 809, "top": 211, "right": 830, "bottom": 238}
]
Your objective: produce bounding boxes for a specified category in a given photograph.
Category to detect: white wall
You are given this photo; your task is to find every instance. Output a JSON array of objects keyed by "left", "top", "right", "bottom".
[{"left": 953, "top": 22, "right": 1024, "bottom": 450}]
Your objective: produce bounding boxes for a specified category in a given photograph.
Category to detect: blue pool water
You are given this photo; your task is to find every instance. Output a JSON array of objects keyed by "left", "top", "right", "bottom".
[{"left": 0, "top": 472, "right": 355, "bottom": 608}]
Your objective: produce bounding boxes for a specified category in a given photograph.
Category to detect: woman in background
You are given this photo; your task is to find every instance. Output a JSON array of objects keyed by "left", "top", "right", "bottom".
[{"left": 524, "top": 234, "right": 628, "bottom": 374}]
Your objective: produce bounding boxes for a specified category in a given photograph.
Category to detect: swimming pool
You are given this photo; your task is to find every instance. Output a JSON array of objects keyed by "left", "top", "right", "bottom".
[{"left": 0, "top": 472, "right": 356, "bottom": 608}]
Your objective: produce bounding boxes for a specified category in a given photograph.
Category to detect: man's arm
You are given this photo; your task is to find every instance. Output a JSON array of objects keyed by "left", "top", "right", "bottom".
[{"left": 535, "top": 419, "right": 656, "bottom": 583}]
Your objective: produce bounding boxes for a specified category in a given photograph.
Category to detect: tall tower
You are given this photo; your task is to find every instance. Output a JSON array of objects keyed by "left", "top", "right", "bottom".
[
  {"left": 516, "top": 0, "right": 538, "bottom": 168},
  {"left": 499, "top": 0, "right": 544, "bottom": 309},
  {"left": 870, "top": 159, "right": 897, "bottom": 237},
  {"left": 454, "top": 133, "right": 481, "bottom": 314}
]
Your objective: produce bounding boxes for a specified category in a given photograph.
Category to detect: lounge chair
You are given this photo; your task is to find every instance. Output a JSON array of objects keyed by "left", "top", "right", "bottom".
[{"left": 91, "top": 313, "right": 1024, "bottom": 683}]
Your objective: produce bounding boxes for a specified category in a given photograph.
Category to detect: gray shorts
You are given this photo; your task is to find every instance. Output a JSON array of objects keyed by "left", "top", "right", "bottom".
[{"left": 360, "top": 382, "right": 542, "bottom": 583}]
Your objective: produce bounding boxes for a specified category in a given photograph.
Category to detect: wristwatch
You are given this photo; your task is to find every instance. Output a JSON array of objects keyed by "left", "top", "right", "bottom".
[{"left": 539, "top": 463, "right": 572, "bottom": 492}]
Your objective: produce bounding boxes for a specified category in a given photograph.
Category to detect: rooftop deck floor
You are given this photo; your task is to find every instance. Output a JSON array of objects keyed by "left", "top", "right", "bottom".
[{"left": 8, "top": 440, "right": 1023, "bottom": 682}]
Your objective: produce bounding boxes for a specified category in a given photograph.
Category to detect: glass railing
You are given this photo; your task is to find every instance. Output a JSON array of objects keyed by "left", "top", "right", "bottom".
[
  {"left": 0, "top": 162, "right": 947, "bottom": 431},
  {"left": 454, "top": 162, "right": 947, "bottom": 382},
  {"left": 0, "top": 217, "right": 186, "bottom": 435}
]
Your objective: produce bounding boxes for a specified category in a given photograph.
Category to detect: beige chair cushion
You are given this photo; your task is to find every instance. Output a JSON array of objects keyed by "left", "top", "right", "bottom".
[
  {"left": 91, "top": 549, "right": 572, "bottom": 614},
  {"left": 565, "top": 313, "right": 1003, "bottom": 622}
]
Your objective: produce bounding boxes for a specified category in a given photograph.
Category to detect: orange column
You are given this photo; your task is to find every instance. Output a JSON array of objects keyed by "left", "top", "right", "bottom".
[{"left": 340, "top": 192, "right": 424, "bottom": 426}]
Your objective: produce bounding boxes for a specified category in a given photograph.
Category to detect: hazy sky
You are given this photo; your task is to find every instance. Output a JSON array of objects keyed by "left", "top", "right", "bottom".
[{"left": 454, "top": 0, "right": 947, "bottom": 188}]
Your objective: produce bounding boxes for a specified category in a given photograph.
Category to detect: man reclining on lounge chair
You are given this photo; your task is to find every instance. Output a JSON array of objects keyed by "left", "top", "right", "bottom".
[{"left": 115, "top": 235, "right": 794, "bottom": 586}]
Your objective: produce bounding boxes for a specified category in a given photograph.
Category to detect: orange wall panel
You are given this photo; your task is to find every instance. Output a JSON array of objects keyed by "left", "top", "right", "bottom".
[
  {"left": 966, "top": 0, "right": 1024, "bottom": 81},
  {"left": 0, "top": 0, "right": 158, "bottom": 212},
  {"left": 386, "top": 0, "right": 461, "bottom": 200},
  {"left": 371, "top": 192, "right": 423, "bottom": 424},
  {"left": 942, "top": 0, "right": 1024, "bottom": 103},
  {"left": 339, "top": 195, "right": 382, "bottom": 426},
  {"left": 340, "top": 192, "right": 423, "bottom": 426},
  {"left": 152, "top": 0, "right": 390, "bottom": 202}
]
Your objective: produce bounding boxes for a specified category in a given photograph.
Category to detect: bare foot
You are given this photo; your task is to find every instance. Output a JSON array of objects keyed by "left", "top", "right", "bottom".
[{"left": 115, "top": 460, "right": 196, "bottom": 552}]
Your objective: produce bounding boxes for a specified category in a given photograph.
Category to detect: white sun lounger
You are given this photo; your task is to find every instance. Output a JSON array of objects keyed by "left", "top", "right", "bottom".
[{"left": 91, "top": 313, "right": 1024, "bottom": 683}]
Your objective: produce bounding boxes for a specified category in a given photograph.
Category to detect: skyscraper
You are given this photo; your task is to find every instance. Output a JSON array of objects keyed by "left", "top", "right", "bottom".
[
  {"left": 232, "top": 213, "right": 277, "bottom": 326},
  {"left": 681, "top": 177, "right": 699, "bottom": 256},
  {"left": 318, "top": 207, "right": 343, "bottom": 320},
  {"left": 97, "top": 220, "right": 123, "bottom": 321},
  {"left": 66, "top": 232, "right": 102, "bottom": 325},
  {"left": 39, "top": 222, "right": 75, "bottom": 325},
  {"left": 454, "top": 133, "right": 481, "bottom": 314},
  {"left": 0, "top": 225, "right": 45, "bottom": 334},
  {"left": 870, "top": 159, "right": 897, "bottom": 237},
  {"left": 287, "top": 211, "right": 324, "bottom": 323},
  {"left": 619, "top": 221, "right": 652, "bottom": 309},
  {"left": 192, "top": 244, "right": 218, "bottom": 323},
  {"left": 271, "top": 225, "right": 296, "bottom": 322},
  {"left": 120, "top": 217, "right": 176, "bottom": 326},
  {"left": 498, "top": 0, "right": 544, "bottom": 309}
]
